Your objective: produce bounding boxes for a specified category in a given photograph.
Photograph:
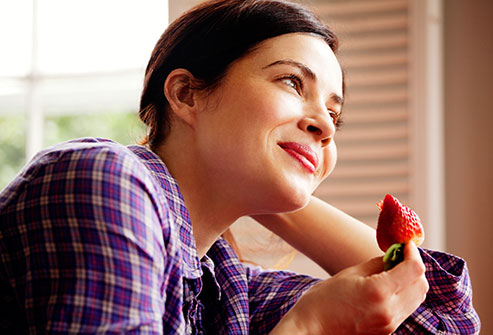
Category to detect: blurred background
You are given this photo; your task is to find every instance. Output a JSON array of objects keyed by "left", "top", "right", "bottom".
[{"left": 1, "top": 0, "right": 492, "bottom": 331}]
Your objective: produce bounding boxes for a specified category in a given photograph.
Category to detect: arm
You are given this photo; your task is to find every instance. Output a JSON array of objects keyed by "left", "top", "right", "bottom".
[
  {"left": 254, "top": 198, "right": 480, "bottom": 334},
  {"left": 0, "top": 143, "right": 183, "bottom": 334},
  {"left": 253, "top": 195, "right": 382, "bottom": 274},
  {"left": 269, "top": 246, "right": 481, "bottom": 335}
]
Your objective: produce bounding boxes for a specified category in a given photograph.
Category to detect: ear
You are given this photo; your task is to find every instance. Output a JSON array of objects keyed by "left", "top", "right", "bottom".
[{"left": 164, "top": 69, "right": 200, "bottom": 127}]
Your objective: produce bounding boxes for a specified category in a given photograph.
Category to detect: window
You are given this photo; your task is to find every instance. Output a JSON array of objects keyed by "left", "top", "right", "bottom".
[{"left": 0, "top": 0, "right": 168, "bottom": 189}]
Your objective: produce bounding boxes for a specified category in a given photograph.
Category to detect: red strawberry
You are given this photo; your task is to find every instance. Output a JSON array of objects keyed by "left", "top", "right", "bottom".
[{"left": 376, "top": 194, "right": 424, "bottom": 270}]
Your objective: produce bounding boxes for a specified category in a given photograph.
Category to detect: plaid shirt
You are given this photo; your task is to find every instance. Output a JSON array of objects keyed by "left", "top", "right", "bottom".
[{"left": 0, "top": 138, "right": 480, "bottom": 334}]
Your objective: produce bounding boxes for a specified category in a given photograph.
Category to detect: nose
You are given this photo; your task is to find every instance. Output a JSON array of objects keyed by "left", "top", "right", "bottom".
[{"left": 298, "top": 108, "right": 335, "bottom": 147}]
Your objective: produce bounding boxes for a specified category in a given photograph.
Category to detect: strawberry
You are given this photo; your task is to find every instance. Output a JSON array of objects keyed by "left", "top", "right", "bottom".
[{"left": 376, "top": 194, "right": 424, "bottom": 270}]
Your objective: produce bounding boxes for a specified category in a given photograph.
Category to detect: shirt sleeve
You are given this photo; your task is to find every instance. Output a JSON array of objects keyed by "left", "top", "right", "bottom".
[
  {"left": 245, "top": 265, "right": 320, "bottom": 335},
  {"left": 395, "top": 249, "right": 481, "bottom": 334},
  {"left": 244, "top": 247, "right": 481, "bottom": 335},
  {"left": 0, "top": 143, "right": 182, "bottom": 334}
]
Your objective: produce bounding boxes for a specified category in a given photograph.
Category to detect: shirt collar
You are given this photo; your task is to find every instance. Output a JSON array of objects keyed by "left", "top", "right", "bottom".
[{"left": 127, "top": 144, "right": 208, "bottom": 279}]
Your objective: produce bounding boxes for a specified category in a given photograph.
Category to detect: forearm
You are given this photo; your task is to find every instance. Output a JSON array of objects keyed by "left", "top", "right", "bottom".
[{"left": 253, "top": 196, "right": 382, "bottom": 274}]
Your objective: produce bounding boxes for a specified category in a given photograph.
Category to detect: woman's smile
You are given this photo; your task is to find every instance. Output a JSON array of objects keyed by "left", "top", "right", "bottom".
[{"left": 278, "top": 142, "right": 319, "bottom": 174}]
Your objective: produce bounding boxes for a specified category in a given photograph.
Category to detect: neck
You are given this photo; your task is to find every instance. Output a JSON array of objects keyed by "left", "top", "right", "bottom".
[{"left": 155, "top": 130, "right": 243, "bottom": 259}]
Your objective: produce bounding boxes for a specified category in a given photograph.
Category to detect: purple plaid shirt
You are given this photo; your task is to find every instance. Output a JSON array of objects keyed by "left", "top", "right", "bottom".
[{"left": 0, "top": 138, "right": 480, "bottom": 334}]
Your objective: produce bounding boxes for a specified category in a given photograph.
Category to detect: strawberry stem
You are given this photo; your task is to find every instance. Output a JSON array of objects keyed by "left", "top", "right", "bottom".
[{"left": 383, "top": 243, "right": 405, "bottom": 271}]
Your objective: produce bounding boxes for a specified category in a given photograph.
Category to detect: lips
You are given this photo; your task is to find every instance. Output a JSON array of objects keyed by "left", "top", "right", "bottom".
[{"left": 278, "top": 142, "right": 319, "bottom": 173}]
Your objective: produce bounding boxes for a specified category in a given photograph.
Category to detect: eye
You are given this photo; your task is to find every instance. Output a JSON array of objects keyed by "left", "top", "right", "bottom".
[
  {"left": 328, "top": 110, "right": 344, "bottom": 129},
  {"left": 279, "top": 74, "right": 302, "bottom": 94}
]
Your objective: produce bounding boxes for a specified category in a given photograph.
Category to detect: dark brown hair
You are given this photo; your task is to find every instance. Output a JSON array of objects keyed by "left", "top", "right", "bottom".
[{"left": 139, "top": 0, "right": 339, "bottom": 149}]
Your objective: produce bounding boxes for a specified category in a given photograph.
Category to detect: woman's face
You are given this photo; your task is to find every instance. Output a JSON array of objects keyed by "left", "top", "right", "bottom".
[{"left": 194, "top": 33, "right": 343, "bottom": 214}]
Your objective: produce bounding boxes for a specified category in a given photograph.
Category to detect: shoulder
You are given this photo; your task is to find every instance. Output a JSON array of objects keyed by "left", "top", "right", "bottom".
[
  {"left": 1, "top": 138, "right": 166, "bottom": 220},
  {"left": 10, "top": 138, "right": 157, "bottom": 189},
  {"left": 1, "top": 137, "right": 178, "bottom": 253},
  {"left": 30, "top": 137, "right": 148, "bottom": 175}
]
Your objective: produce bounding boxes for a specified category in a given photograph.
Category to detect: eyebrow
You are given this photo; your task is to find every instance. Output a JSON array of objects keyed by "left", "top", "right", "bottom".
[
  {"left": 329, "top": 92, "right": 343, "bottom": 105},
  {"left": 263, "top": 59, "right": 344, "bottom": 105}
]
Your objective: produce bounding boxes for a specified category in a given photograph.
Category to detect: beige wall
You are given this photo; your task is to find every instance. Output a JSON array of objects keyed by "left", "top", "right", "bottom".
[{"left": 444, "top": 0, "right": 493, "bottom": 331}]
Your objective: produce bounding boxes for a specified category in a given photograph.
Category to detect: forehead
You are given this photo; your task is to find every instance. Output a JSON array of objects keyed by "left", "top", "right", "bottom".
[{"left": 240, "top": 33, "right": 343, "bottom": 96}]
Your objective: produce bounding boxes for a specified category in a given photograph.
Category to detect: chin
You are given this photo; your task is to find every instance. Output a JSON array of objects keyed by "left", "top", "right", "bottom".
[
  {"left": 248, "top": 167, "right": 317, "bottom": 214},
  {"left": 273, "top": 175, "right": 318, "bottom": 212},
  {"left": 266, "top": 188, "right": 312, "bottom": 214},
  {"left": 286, "top": 193, "right": 311, "bottom": 212}
]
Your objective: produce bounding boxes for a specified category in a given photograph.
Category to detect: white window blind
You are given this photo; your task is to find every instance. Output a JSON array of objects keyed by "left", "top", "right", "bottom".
[
  {"left": 310, "top": 0, "right": 412, "bottom": 227},
  {"left": 310, "top": 0, "right": 445, "bottom": 253}
]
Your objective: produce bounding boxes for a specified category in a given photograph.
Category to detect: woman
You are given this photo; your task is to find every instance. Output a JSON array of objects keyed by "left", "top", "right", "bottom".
[{"left": 0, "top": 0, "right": 480, "bottom": 334}]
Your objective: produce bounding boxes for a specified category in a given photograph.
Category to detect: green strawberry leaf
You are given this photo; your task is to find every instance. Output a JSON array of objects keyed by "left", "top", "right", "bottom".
[{"left": 383, "top": 243, "right": 405, "bottom": 271}]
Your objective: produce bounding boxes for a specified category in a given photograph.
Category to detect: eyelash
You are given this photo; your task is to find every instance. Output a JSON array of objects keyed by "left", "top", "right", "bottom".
[
  {"left": 329, "top": 110, "right": 344, "bottom": 130},
  {"left": 280, "top": 74, "right": 303, "bottom": 94},
  {"left": 278, "top": 73, "right": 344, "bottom": 130}
]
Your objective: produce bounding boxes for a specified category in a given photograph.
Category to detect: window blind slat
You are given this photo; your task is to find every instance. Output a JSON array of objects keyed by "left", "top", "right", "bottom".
[
  {"left": 342, "top": 51, "right": 408, "bottom": 68},
  {"left": 315, "top": 180, "right": 409, "bottom": 198},
  {"left": 342, "top": 34, "right": 407, "bottom": 51},
  {"left": 316, "top": 0, "right": 407, "bottom": 16},
  {"left": 345, "top": 88, "right": 408, "bottom": 105},
  {"left": 330, "top": 15, "right": 408, "bottom": 34},
  {"left": 337, "top": 124, "right": 408, "bottom": 142},
  {"left": 347, "top": 69, "right": 408, "bottom": 86},
  {"left": 338, "top": 143, "right": 409, "bottom": 161},
  {"left": 330, "top": 162, "right": 409, "bottom": 179},
  {"left": 344, "top": 108, "right": 407, "bottom": 122}
]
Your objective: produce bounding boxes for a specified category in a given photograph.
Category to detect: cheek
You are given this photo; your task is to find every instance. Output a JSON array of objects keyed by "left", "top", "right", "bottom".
[
  {"left": 320, "top": 141, "right": 338, "bottom": 180},
  {"left": 229, "top": 81, "right": 297, "bottom": 125}
]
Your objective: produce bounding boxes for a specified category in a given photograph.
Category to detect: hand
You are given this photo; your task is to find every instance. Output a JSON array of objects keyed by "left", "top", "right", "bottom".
[{"left": 270, "top": 242, "right": 429, "bottom": 335}]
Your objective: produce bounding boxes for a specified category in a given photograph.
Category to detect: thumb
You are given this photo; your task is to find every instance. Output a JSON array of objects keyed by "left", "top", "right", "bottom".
[{"left": 403, "top": 241, "right": 421, "bottom": 261}]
